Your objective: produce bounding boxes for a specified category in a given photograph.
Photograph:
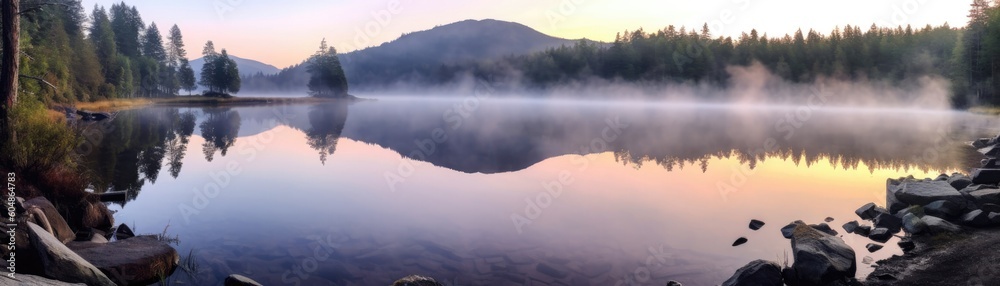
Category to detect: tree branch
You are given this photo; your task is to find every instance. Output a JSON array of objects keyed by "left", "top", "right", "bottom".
[
  {"left": 18, "top": 1, "right": 71, "bottom": 15},
  {"left": 19, "top": 74, "right": 56, "bottom": 90}
]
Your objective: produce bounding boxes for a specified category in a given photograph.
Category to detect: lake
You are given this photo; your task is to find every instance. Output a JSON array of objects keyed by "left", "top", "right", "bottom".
[{"left": 73, "top": 95, "right": 998, "bottom": 285}]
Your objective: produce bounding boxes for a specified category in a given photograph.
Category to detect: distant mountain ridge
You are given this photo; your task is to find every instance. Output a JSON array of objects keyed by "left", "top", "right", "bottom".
[
  {"left": 190, "top": 55, "right": 281, "bottom": 83},
  {"left": 240, "top": 19, "right": 581, "bottom": 93}
]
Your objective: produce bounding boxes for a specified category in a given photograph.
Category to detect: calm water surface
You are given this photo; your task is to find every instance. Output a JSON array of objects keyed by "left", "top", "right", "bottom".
[{"left": 74, "top": 96, "right": 998, "bottom": 285}]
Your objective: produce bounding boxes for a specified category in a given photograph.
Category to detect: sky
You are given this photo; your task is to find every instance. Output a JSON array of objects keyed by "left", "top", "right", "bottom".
[{"left": 80, "top": 0, "right": 972, "bottom": 69}]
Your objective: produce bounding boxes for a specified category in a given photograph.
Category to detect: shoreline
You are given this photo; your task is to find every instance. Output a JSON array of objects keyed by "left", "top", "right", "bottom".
[{"left": 69, "top": 94, "right": 366, "bottom": 112}]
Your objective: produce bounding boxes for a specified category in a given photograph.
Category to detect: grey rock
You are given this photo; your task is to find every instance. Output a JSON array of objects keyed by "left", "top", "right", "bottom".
[
  {"left": 225, "top": 274, "right": 263, "bottom": 286},
  {"left": 114, "top": 223, "right": 134, "bottom": 240},
  {"left": 855, "top": 202, "right": 886, "bottom": 220},
  {"left": 862, "top": 256, "right": 874, "bottom": 264},
  {"left": 874, "top": 213, "right": 903, "bottom": 234},
  {"left": 809, "top": 223, "right": 838, "bottom": 236},
  {"left": 980, "top": 145, "right": 1000, "bottom": 157},
  {"left": 733, "top": 237, "right": 749, "bottom": 247},
  {"left": 26, "top": 222, "right": 115, "bottom": 286},
  {"left": 972, "top": 138, "right": 994, "bottom": 149},
  {"left": 961, "top": 210, "right": 995, "bottom": 227},
  {"left": 666, "top": 281, "right": 682, "bottom": 286},
  {"left": 948, "top": 174, "right": 974, "bottom": 190},
  {"left": 887, "top": 178, "right": 908, "bottom": 213},
  {"left": 894, "top": 205, "right": 925, "bottom": 219},
  {"left": 902, "top": 213, "right": 928, "bottom": 235},
  {"left": 924, "top": 200, "right": 962, "bottom": 218},
  {"left": 935, "top": 174, "right": 950, "bottom": 181},
  {"left": 971, "top": 169, "right": 1000, "bottom": 185},
  {"left": 865, "top": 243, "right": 883, "bottom": 253},
  {"left": 895, "top": 180, "right": 968, "bottom": 209},
  {"left": 781, "top": 220, "right": 804, "bottom": 239},
  {"left": 898, "top": 240, "right": 916, "bottom": 252},
  {"left": 721, "top": 259, "right": 783, "bottom": 286},
  {"left": 967, "top": 188, "right": 1000, "bottom": 204},
  {"left": 74, "top": 236, "right": 180, "bottom": 286},
  {"left": 786, "top": 223, "right": 857, "bottom": 285},
  {"left": 22, "top": 197, "right": 76, "bottom": 244},
  {"left": 983, "top": 158, "right": 1000, "bottom": 168},
  {"left": 842, "top": 221, "right": 860, "bottom": 233},
  {"left": 0, "top": 274, "right": 86, "bottom": 285},
  {"left": 825, "top": 217, "right": 835, "bottom": 222},
  {"left": 921, "top": 215, "right": 962, "bottom": 234},
  {"left": 854, "top": 225, "right": 872, "bottom": 237},
  {"left": 869, "top": 228, "right": 892, "bottom": 243},
  {"left": 749, "top": 219, "right": 766, "bottom": 231},
  {"left": 982, "top": 203, "right": 1000, "bottom": 213}
]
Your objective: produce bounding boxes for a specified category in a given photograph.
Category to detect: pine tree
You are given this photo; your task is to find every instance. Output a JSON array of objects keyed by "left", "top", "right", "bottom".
[{"left": 306, "top": 39, "right": 349, "bottom": 98}]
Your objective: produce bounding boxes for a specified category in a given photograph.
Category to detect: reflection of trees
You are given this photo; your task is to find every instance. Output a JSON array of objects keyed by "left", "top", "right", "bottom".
[
  {"left": 200, "top": 108, "right": 242, "bottom": 162},
  {"left": 306, "top": 103, "right": 349, "bottom": 164},
  {"left": 77, "top": 108, "right": 197, "bottom": 206}
]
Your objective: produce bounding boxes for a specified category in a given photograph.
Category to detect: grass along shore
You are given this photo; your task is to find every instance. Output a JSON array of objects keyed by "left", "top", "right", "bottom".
[{"left": 71, "top": 95, "right": 358, "bottom": 112}]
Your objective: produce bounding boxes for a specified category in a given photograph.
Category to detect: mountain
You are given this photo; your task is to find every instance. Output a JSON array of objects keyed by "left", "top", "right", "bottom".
[
  {"left": 190, "top": 55, "right": 281, "bottom": 82},
  {"left": 241, "top": 19, "right": 580, "bottom": 93}
]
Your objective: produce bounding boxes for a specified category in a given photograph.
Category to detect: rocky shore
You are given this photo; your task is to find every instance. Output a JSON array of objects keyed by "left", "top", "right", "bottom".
[{"left": 716, "top": 134, "right": 1000, "bottom": 286}]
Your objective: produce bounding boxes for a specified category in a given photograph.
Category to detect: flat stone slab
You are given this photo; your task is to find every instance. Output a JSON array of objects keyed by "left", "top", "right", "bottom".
[
  {"left": 895, "top": 180, "right": 968, "bottom": 208},
  {"left": 971, "top": 169, "right": 1000, "bottom": 185},
  {"left": 74, "top": 236, "right": 179, "bottom": 286}
]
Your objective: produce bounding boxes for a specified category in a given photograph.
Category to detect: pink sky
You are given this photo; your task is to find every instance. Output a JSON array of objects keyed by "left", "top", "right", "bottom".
[{"left": 81, "top": 0, "right": 971, "bottom": 69}]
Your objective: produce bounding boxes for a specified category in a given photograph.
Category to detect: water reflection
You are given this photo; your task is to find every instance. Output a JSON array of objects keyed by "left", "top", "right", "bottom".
[{"left": 71, "top": 98, "right": 1000, "bottom": 285}]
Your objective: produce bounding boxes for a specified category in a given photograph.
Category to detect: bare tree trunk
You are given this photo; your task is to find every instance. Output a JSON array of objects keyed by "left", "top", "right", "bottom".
[
  {"left": 0, "top": 0, "right": 19, "bottom": 147},
  {"left": 0, "top": 0, "right": 21, "bottom": 145}
]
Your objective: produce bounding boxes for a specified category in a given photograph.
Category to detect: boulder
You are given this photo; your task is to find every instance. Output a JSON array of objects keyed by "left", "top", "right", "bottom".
[
  {"left": 0, "top": 274, "right": 86, "bottom": 285},
  {"left": 961, "top": 210, "right": 997, "bottom": 227},
  {"left": 898, "top": 240, "right": 916, "bottom": 252},
  {"left": 733, "top": 237, "right": 749, "bottom": 247},
  {"left": 971, "top": 169, "right": 1000, "bottom": 185},
  {"left": 869, "top": 228, "right": 892, "bottom": 243},
  {"left": 721, "top": 260, "right": 783, "bottom": 286},
  {"left": 865, "top": 243, "right": 883, "bottom": 253},
  {"left": 934, "top": 174, "right": 950, "bottom": 181},
  {"left": 948, "top": 174, "right": 974, "bottom": 190},
  {"left": 666, "top": 281, "right": 682, "bottom": 286},
  {"left": 785, "top": 222, "right": 856, "bottom": 285},
  {"left": 894, "top": 205, "right": 925, "bottom": 219},
  {"left": 923, "top": 200, "right": 963, "bottom": 218},
  {"left": 114, "top": 223, "right": 135, "bottom": 240},
  {"left": 921, "top": 215, "right": 962, "bottom": 234},
  {"left": 825, "top": 217, "right": 835, "bottom": 222},
  {"left": 749, "top": 219, "right": 766, "bottom": 231},
  {"left": 225, "top": 274, "right": 263, "bottom": 286},
  {"left": 74, "top": 236, "right": 180, "bottom": 285},
  {"left": 809, "top": 223, "right": 838, "bottom": 236},
  {"left": 967, "top": 188, "right": 1000, "bottom": 204},
  {"left": 842, "top": 221, "right": 860, "bottom": 233},
  {"left": 781, "top": 220, "right": 804, "bottom": 239},
  {"left": 855, "top": 202, "right": 887, "bottom": 220},
  {"left": 874, "top": 213, "right": 903, "bottom": 234},
  {"left": 886, "top": 179, "right": 908, "bottom": 213},
  {"left": 983, "top": 158, "right": 1000, "bottom": 168},
  {"left": 894, "top": 180, "right": 968, "bottom": 209},
  {"left": 80, "top": 201, "right": 114, "bottom": 232},
  {"left": 982, "top": 203, "right": 1000, "bottom": 213},
  {"left": 854, "top": 225, "right": 872, "bottom": 237},
  {"left": 22, "top": 197, "right": 75, "bottom": 244},
  {"left": 972, "top": 138, "right": 994, "bottom": 149},
  {"left": 26, "top": 222, "right": 115, "bottom": 286},
  {"left": 980, "top": 145, "right": 1000, "bottom": 157},
  {"left": 901, "top": 213, "right": 928, "bottom": 235}
]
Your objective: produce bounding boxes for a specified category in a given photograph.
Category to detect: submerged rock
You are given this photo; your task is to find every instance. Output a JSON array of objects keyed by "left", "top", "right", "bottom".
[
  {"left": 866, "top": 243, "right": 884, "bottom": 253},
  {"left": 874, "top": 213, "right": 903, "bottom": 234},
  {"left": 225, "top": 274, "right": 263, "bottom": 286},
  {"left": 825, "top": 217, "right": 835, "bottom": 222},
  {"left": 27, "top": 222, "right": 115, "bottom": 286},
  {"left": 721, "top": 260, "right": 783, "bottom": 286},
  {"left": 855, "top": 203, "right": 886, "bottom": 220},
  {"left": 842, "top": 221, "right": 860, "bottom": 233},
  {"left": 869, "top": 228, "right": 892, "bottom": 243},
  {"left": 749, "top": 219, "right": 766, "bottom": 230},
  {"left": 854, "top": 225, "right": 872, "bottom": 237},
  {"left": 666, "top": 281, "right": 682, "bottom": 286},
  {"left": 733, "top": 237, "right": 749, "bottom": 247},
  {"left": 786, "top": 222, "right": 856, "bottom": 285}
]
